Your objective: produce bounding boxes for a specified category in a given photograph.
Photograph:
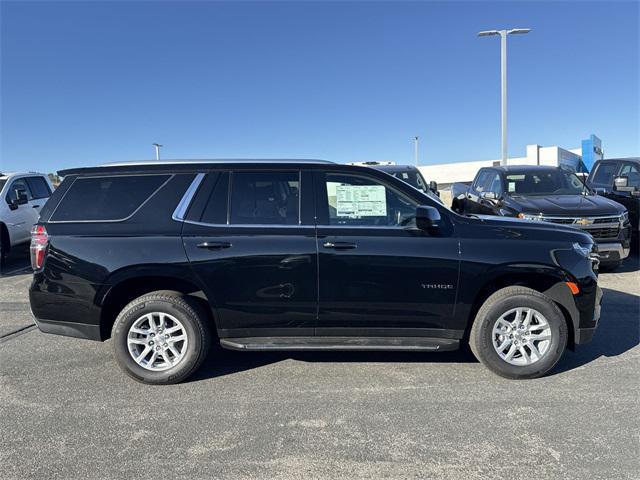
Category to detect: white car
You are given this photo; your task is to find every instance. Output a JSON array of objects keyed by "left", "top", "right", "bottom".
[{"left": 0, "top": 172, "right": 54, "bottom": 266}]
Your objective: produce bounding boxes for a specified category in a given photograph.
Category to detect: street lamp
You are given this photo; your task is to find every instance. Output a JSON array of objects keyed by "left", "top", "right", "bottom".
[
  {"left": 478, "top": 28, "right": 531, "bottom": 165},
  {"left": 414, "top": 136, "right": 419, "bottom": 166},
  {"left": 152, "top": 143, "right": 163, "bottom": 161}
]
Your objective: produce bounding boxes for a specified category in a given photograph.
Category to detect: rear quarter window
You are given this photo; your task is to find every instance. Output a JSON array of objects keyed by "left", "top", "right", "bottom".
[{"left": 50, "top": 174, "right": 171, "bottom": 222}]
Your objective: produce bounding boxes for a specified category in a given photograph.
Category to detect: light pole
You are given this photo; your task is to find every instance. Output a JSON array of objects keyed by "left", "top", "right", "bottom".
[
  {"left": 478, "top": 28, "right": 531, "bottom": 166},
  {"left": 414, "top": 136, "right": 419, "bottom": 166},
  {"left": 152, "top": 143, "right": 163, "bottom": 161}
]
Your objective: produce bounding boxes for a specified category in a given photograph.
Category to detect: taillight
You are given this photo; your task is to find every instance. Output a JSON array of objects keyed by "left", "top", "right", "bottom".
[{"left": 30, "top": 225, "right": 49, "bottom": 270}]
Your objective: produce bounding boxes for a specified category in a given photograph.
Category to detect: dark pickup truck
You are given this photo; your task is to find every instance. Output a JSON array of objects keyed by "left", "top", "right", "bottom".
[
  {"left": 451, "top": 165, "right": 632, "bottom": 268},
  {"left": 587, "top": 158, "right": 639, "bottom": 243}
]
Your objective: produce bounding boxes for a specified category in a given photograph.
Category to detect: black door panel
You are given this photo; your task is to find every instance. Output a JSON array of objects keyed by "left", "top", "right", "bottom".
[{"left": 183, "top": 227, "right": 318, "bottom": 333}]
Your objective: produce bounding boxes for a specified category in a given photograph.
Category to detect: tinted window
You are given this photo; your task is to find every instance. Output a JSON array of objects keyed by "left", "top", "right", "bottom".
[
  {"left": 51, "top": 174, "right": 170, "bottom": 221},
  {"left": 390, "top": 171, "right": 427, "bottom": 193},
  {"left": 324, "top": 173, "right": 417, "bottom": 227},
  {"left": 487, "top": 173, "right": 503, "bottom": 195},
  {"left": 186, "top": 172, "right": 229, "bottom": 224},
  {"left": 26, "top": 177, "right": 51, "bottom": 199},
  {"left": 620, "top": 163, "right": 640, "bottom": 187},
  {"left": 230, "top": 171, "right": 299, "bottom": 225},
  {"left": 5, "top": 178, "right": 33, "bottom": 204},
  {"left": 474, "top": 170, "right": 492, "bottom": 192},
  {"left": 591, "top": 163, "right": 618, "bottom": 185}
]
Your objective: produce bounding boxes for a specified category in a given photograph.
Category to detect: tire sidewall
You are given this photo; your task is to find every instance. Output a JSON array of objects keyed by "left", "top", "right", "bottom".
[
  {"left": 476, "top": 293, "right": 567, "bottom": 378},
  {"left": 112, "top": 298, "right": 204, "bottom": 384}
]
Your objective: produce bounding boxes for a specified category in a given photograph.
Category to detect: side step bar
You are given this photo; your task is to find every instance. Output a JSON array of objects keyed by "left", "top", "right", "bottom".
[{"left": 219, "top": 336, "right": 459, "bottom": 352}]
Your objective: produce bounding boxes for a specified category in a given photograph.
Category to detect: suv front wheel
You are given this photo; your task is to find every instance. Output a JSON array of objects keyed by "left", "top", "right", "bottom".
[
  {"left": 111, "top": 291, "right": 211, "bottom": 384},
  {"left": 469, "top": 286, "right": 568, "bottom": 379}
]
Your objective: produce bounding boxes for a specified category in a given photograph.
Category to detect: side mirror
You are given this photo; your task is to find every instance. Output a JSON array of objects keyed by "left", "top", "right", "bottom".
[
  {"left": 480, "top": 191, "right": 498, "bottom": 200},
  {"left": 9, "top": 188, "right": 28, "bottom": 209},
  {"left": 429, "top": 180, "right": 439, "bottom": 193},
  {"left": 416, "top": 205, "right": 441, "bottom": 232},
  {"left": 613, "top": 176, "right": 636, "bottom": 192}
]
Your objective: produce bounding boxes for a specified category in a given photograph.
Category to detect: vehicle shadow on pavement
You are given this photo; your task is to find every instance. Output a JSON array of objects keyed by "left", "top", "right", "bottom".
[
  {"left": 191, "top": 286, "right": 639, "bottom": 382},
  {"left": 552, "top": 287, "right": 640, "bottom": 375},
  {"left": 0, "top": 243, "right": 30, "bottom": 277}
]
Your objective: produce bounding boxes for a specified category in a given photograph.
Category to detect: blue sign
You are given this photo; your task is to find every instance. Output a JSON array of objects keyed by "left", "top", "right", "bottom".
[{"left": 581, "top": 134, "right": 603, "bottom": 171}]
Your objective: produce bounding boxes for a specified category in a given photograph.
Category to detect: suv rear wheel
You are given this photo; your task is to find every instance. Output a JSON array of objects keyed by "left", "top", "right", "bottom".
[
  {"left": 469, "top": 286, "right": 568, "bottom": 379},
  {"left": 111, "top": 290, "right": 211, "bottom": 384}
]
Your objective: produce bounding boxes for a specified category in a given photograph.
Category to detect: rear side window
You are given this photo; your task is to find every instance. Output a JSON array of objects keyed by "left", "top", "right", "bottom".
[
  {"left": 51, "top": 174, "right": 170, "bottom": 222},
  {"left": 591, "top": 163, "right": 618, "bottom": 186},
  {"left": 230, "top": 171, "right": 299, "bottom": 225},
  {"left": 25, "top": 177, "right": 51, "bottom": 199}
]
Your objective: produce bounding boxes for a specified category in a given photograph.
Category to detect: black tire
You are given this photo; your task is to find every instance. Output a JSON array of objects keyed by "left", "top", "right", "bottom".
[
  {"left": 111, "top": 290, "right": 212, "bottom": 385},
  {"left": 469, "top": 286, "right": 568, "bottom": 380}
]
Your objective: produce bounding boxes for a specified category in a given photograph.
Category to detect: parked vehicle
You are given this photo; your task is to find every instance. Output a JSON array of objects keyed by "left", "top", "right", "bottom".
[
  {"left": 370, "top": 164, "right": 443, "bottom": 205},
  {"left": 0, "top": 172, "right": 53, "bottom": 268},
  {"left": 451, "top": 165, "right": 632, "bottom": 269},
  {"left": 587, "top": 158, "right": 639, "bottom": 243},
  {"left": 30, "top": 160, "right": 601, "bottom": 384}
]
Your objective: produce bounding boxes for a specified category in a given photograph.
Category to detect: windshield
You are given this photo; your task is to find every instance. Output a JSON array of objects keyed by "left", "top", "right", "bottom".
[
  {"left": 505, "top": 170, "right": 590, "bottom": 196},
  {"left": 390, "top": 171, "right": 428, "bottom": 193}
]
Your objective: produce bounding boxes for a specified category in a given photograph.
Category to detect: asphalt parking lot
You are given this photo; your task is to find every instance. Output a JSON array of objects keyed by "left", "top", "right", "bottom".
[{"left": 1, "top": 250, "right": 638, "bottom": 479}]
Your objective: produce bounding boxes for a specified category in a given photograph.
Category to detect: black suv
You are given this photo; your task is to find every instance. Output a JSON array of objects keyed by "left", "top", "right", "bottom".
[{"left": 30, "top": 160, "right": 602, "bottom": 384}]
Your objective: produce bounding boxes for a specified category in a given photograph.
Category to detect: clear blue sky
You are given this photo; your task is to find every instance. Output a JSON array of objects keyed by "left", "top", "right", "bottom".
[{"left": 1, "top": 1, "right": 638, "bottom": 173}]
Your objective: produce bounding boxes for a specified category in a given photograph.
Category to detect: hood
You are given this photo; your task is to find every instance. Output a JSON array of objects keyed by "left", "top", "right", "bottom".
[
  {"left": 514, "top": 194, "right": 625, "bottom": 216},
  {"left": 467, "top": 214, "right": 593, "bottom": 244}
]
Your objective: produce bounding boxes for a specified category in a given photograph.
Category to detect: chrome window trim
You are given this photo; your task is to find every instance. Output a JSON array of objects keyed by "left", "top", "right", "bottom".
[
  {"left": 49, "top": 173, "right": 175, "bottom": 224},
  {"left": 182, "top": 219, "right": 313, "bottom": 229},
  {"left": 172, "top": 173, "right": 205, "bottom": 222}
]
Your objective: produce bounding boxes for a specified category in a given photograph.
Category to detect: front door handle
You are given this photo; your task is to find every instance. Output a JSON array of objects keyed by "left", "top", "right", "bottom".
[
  {"left": 32, "top": 205, "right": 40, "bottom": 208},
  {"left": 323, "top": 241, "right": 357, "bottom": 250},
  {"left": 197, "top": 241, "right": 232, "bottom": 250}
]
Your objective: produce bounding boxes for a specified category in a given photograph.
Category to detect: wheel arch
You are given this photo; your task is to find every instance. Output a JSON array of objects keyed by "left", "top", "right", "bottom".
[
  {"left": 463, "top": 267, "right": 578, "bottom": 349},
  {"left": 97, "top": 271, "right": 217, "bottom": 340},
  {"left": 0, "top": 222, "right": 10, "bottom": 256}
]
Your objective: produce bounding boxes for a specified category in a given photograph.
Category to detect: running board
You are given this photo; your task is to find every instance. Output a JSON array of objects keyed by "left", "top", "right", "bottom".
[{"left": 219, "top": 336, "right": 459, "bottom": 352}]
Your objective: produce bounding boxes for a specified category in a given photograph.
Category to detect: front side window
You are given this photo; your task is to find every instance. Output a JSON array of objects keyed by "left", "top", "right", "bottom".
[
  {"left": 230, "top": 171, "right": 299, "bottom": 225},
  {"left": 5, "top": 178, "right": 33, "bottom": 204},
  {"left": 620, "top": 163, "right": 640, "bottom": 187},
  {"left": 324, "top": 173, "right": 417, "bottom": 227},
  {"left": 50, "top": 174, "right": 170, "bottom": 221}
]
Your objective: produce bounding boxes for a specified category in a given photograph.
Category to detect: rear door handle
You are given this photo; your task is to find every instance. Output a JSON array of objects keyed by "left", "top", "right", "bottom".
[
  {"left": 32, "top": 205, "right": 40, "bottom": 208},
  {"left": 197, "top": 241, "right": 232, "bottom": 250},
  {"left": 323, "top": 241, "right": 357, "bottom": 250}
]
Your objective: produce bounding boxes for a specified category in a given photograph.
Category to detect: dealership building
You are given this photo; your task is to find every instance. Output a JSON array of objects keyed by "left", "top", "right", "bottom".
[{"left": 419, "top": 134, "right": 603, "bottom": 188}]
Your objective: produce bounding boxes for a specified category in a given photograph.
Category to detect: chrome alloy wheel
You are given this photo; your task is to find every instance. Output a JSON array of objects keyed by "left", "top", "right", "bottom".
[
  {"left": 492, "top": 307, "right": 552, "bottom": 366},
  {"left": 127, "top": 312, "right": 188, "bottom": 371}
]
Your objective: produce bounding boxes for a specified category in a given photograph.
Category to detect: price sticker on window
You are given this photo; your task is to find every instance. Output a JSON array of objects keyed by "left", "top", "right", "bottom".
[{"left": 335, "top": 185, "right": 387, "bottom": 217}]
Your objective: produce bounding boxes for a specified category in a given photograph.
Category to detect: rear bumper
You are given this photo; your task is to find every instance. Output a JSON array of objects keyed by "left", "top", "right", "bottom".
[{"left": 32, "top": 316, "right": 102, "bottom": 341}]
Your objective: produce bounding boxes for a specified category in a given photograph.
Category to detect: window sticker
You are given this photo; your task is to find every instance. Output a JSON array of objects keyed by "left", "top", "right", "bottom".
[
  {"left": 508, "top": 182, "right": 516, "bottom": 192},
  {"left": 335, "top": 184, "right": 387, "bottom": 217}
]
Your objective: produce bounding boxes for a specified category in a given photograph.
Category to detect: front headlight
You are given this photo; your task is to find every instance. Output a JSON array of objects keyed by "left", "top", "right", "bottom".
[
  {"left": 518, "top": 213, "right": 545, "bottom": 221},
  {"left": 621, "top": 211, "right": 630, "bottom": 224},
  {"left": 572, "top": 242, "right": 593, "bottom": 257}
]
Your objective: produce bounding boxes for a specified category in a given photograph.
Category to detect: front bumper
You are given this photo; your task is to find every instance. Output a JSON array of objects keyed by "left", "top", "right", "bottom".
[
  {"left": 575, "top": 285, "right": 603, "bottom": 345},
  {"left": 596, "top": 242, "right": 631, "bottom": 263}
]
